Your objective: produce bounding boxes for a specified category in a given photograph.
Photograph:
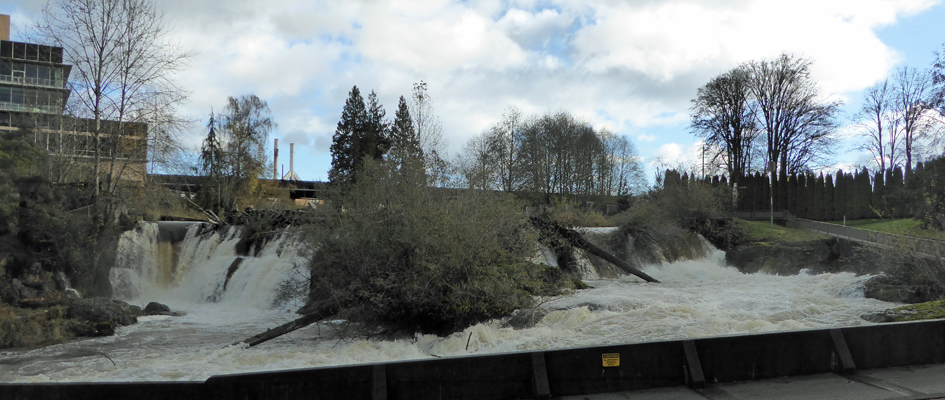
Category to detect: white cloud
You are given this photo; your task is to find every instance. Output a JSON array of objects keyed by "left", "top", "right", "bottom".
[{"left": 8, "top": 0, "right": 939, "bottom": 180}]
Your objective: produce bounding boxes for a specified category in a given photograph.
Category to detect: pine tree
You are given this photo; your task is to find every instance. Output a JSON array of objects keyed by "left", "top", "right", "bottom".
[
  {"left": 364, "top": 90, "right": 390, "bottom": 163},
  {"left": 388, "top": 95, "right": 423, "bottom": 171},
  {"left": 329, "top": 86, "right": 368, "bottom": 186}
]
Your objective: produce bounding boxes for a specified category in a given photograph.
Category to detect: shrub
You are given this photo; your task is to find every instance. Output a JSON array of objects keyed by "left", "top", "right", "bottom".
[
  {"left": 306, "top": 160, "right": 563, "bottom": 336},
  {"left": 613, "top": 180, "right": 743, "bottom": 249}
]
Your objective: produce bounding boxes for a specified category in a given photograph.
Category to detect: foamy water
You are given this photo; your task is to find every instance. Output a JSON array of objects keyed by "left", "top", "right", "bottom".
[{"left": 0, "top": 224, "right": 896, "bottom": 382}]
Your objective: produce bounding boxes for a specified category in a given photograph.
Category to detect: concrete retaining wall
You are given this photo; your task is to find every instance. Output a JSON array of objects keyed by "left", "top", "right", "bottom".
[{"left": 3, "top": 319, "right": 944, "bottom": 399}]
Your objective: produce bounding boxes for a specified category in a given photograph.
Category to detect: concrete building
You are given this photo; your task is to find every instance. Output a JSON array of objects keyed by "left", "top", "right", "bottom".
[{"left": 0, "top": 14, "right": 148, "bottom": 184}]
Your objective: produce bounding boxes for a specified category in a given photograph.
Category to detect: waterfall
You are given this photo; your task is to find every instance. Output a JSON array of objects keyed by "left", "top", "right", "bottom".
[{"left": 109, "top": 222, "right": 309, "bottom": 310}]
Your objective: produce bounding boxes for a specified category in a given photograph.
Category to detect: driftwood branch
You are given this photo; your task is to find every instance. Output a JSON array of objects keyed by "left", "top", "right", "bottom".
[{"left": 185, "top": 198, "right": 221, "bottom": 225}]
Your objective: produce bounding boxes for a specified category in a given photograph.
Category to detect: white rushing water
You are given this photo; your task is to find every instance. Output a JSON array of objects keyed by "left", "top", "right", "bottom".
[{"left": 0, "top": 223, "right": 897, "bottom": 382}]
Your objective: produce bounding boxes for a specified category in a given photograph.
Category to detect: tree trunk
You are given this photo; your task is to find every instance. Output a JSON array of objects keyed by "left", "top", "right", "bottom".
[
  {"left": 233, "top": 306, "right": 337, "bottom": 347},
  {"left": 530, "top": 216, "right": 660, "bottom": 283}
]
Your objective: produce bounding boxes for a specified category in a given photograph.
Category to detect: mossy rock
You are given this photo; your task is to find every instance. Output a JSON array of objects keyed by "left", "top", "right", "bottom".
[{"left": 862, "top": 300, "right": 945, "bottom": 323}]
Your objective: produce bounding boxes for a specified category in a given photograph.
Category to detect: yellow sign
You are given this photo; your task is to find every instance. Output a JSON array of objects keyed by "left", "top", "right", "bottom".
[{"left": 602, "top": 353, "right": 620, "bottom": 367}]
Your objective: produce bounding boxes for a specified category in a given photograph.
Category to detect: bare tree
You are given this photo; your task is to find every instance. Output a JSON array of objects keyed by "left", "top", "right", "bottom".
[
  {"left": 854, "top": 78, "right": 899, "bottom": 171},
  {"left": 599, "top": 131, "right": 645, "bottom": 195},
  {"left": 931, "top": 42, "right": 945, "bottom": 117},
  {"left": 493, "top": 106, "right": 523, "bottom": 192},
  {"left": 222, "top": 94, "right": 274, "bottom": 182},
  {"left": 743, "top": 54, "right": 840, "bottom": 174},
  {"left": 892, "top": 67, "right": 936, "bottom": 173},
  {"left": 458, "top": 133, "right": 497, "bottom": 190},
  {"left": 410, "top": 81, "right": 452, "bottom": 186},
  {"left": 690, "top": 67, "right": 758, "bottom": 179},
  {"left": 196, "top": 95, "right": 274, "bottom": 210},
  {"left": 38, "top": 0, "right": 190, "bottom": 194},
  {"left": 518, "top": 111, "right": 605, "bottom": 196}
]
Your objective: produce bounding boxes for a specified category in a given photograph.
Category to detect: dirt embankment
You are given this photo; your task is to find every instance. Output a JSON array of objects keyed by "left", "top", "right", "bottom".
[{"left": 725, "top": 237, "right": 885, "bottom": 276}]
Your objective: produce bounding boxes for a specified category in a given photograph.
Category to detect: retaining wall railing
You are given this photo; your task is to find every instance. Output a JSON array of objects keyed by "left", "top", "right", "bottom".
[{"left": 732, "top": 210, "right": 945, "bottom": 259}]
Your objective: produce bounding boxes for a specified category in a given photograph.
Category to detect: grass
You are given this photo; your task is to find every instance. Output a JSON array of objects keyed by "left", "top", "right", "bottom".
[
  {"left": 735, "top": 219, "right": 829, "bottom": 244},
  {"left": 824, "top": 219, "right": 945, "bottom": 241},
  {"left": 883, "top": 300, "right": 945, "bottom": 322}
]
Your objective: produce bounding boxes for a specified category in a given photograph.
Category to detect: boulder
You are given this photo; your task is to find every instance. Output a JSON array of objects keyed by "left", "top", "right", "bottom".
[
  {"left": 143, "top": 301, "right": 170, "bottom": 314},
  {"left": 18, "top": 285, "right": 39, "bottom": 300},
  {"left": 67, "top": 297, "right": 142, "bottom": 327},
  {"left": 3, "top": 279, "right": 22, "bottom": 304},
  {"left": 864, "top": 275, "right": 935, "bottom": 304}
]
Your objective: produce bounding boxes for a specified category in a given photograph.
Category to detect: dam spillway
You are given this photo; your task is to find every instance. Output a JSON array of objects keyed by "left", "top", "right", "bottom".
[{"left": 0, "top": 222, "right": 896, "bottom": 383}]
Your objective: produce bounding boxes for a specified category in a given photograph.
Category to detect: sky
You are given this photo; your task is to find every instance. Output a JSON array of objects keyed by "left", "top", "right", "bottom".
[{"left": 2, "top": 0, "right": 944, "bottom": 183}]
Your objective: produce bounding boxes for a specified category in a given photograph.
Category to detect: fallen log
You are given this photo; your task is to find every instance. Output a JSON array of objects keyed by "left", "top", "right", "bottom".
[
  {"left": 531, "top": 216, "right": 660, "bottom": 283},
  {"left": 233, "top": 306, "right": 337, "bottom": 347},
  {"left": 560, "top": 227, "right": 660, "bottom": 283}
]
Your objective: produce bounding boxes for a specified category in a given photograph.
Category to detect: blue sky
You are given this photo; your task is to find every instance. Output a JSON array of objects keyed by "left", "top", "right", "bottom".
[{"left": 2, "top": 0, "right": 944, "bottom": 183}]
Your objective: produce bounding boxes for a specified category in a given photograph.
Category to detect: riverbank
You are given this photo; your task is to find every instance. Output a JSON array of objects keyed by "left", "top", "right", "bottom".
[
  {"left": 724, "top": 220, "right": 885, "bottom": 276},
  {"left": 0, "top": 270, "right": 177, "bottom": 349}
]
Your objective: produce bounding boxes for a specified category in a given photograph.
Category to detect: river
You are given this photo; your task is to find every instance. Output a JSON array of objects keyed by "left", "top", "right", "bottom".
[{"left": 0, "top": 222, "right": 895, "bottom": 382}]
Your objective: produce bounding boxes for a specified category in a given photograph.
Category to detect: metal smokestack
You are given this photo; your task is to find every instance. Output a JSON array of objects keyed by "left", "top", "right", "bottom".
[
  {"left": 290, "top": 143, "right": 295, "bottom": 177},
  {"left": 273, "top": 138, "right": 279, "bottom": 180}
]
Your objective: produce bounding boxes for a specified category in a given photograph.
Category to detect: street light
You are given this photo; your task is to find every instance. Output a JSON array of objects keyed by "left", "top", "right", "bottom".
[{"left": 768, "top": 161, "right": 775, "bottom": 226}]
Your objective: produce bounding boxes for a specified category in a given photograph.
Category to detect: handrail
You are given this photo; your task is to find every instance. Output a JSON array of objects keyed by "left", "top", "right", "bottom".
[
  {"left": 0, "top": 74, "right": 66, "bottom": 89},
  {"left": 732, "top": 210, "right": 945, "bottom": 258}
]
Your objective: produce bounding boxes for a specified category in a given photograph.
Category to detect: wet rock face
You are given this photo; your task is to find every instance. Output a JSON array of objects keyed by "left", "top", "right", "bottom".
[
  {"left": 863, "top": 275, "right": 933, "bottom": 303},
  {"left": 725, "top": 239, "right": 883, "bottom": 276},
  {"left": 66, "top": 297, "right": 142, "bottom": 327}
]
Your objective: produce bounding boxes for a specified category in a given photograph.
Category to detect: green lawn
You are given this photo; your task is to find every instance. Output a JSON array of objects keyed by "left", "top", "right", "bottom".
[
  {"left": 824, "top": 219, "right": 945, "bottom": 241},
  {"left": 736, "top": 219, "right": 829, "bottom": 244}
]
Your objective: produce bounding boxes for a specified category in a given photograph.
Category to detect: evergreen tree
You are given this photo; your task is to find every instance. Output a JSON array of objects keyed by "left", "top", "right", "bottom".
[
  {"left": 196, "top": 112, "right": 234, "bottom": 210},
  {"left": 824, "top": 174, "right": 835, "bottom": 221},
  {"left": 796, "top": 173, "right": 808, "bottom": 218},
  {"left": 388, "top": 95, "right": 423, "bottom": 171},
  {"left": 872, "top": 170, "right": 885, "bottom": 218},
  {"left": 778, "top": 168, "right": 788, "bottom": 211},
  {"left": 758, "top": 172, "right": 769, "bottom": 211},
  {"left": 735, "top": 174, "right": 749, "bottom": 211},
  {"left": 834, "top": 170, "right": 847, "bottom": 220},
  {"left": 812, "top": 173, "right": 824, "bottom": 220},
  {"left": 785, "top": 173, "right": 797, "bottom": 215},
  {"left": 364, "top": 90, "right": 391, "bottom": 161},
  {"left": 329, "top": 86, "right": 369, "bottom": 186},
  {"left": 855, "top": 168, "right": 871, "bottom": 219},
  {"left": 891, "top": 166, "right": 905, "bottom": 217}
]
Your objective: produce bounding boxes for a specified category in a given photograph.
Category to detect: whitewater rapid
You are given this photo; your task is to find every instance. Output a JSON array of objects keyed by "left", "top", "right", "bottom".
[{"left": 0, "top": 223, "right": 896, "bottom": 382}]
